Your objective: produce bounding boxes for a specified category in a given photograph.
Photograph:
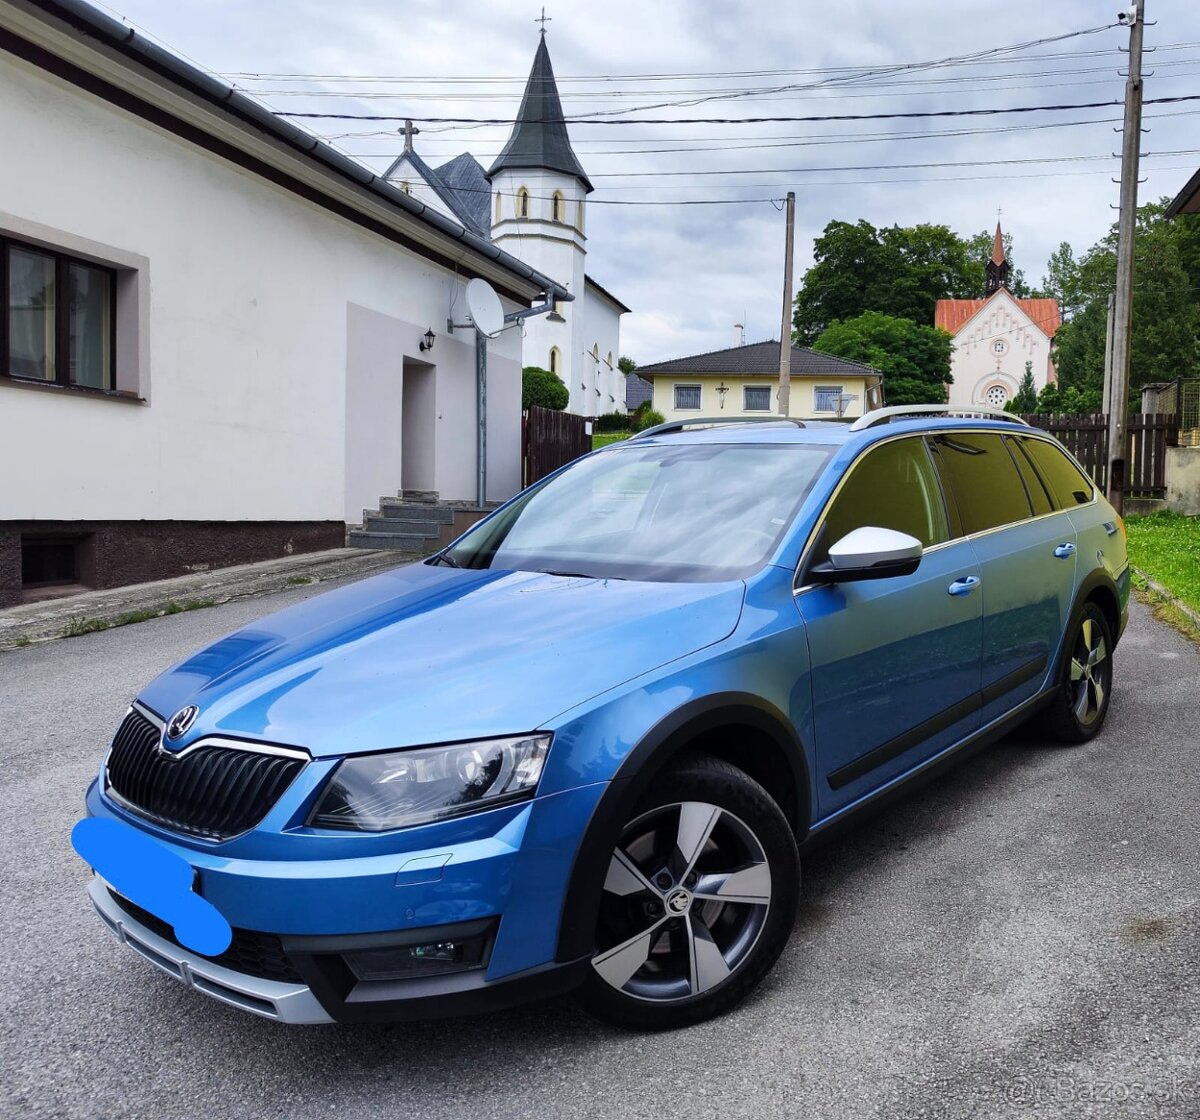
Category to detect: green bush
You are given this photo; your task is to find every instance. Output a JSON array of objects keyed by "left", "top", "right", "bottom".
[
  {"left": 593, "top": 411, "right": 629, "bottom": 433},
  {"left": 522, "top": 366, "right": 568, "bottom": 411},
  {"left": 631, "top": 408, "right": 665, "bottom": 433}
]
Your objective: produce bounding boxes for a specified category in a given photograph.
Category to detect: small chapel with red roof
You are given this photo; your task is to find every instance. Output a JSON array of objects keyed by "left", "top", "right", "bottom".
[{"left": 935, "top": 223, "right": 1061, "bottom": 410}]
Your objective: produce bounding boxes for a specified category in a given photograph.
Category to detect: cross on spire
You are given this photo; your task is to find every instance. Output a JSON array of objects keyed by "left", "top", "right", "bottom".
[
  {"left": 535, "top": 7, "right": 551, "bottom": 35},
  {"left": 400, "top": 119, "right": 419, "bottom": 153}
]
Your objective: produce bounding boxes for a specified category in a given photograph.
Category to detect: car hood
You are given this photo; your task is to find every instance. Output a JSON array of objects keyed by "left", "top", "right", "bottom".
[{"left": 137, "top": 563, "right": 745, "bottom": 757}]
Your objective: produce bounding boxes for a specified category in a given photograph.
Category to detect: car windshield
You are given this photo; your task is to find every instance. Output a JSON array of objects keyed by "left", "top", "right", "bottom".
[{"left": 441, "top": 441, "right": 832, "bottom": 582}]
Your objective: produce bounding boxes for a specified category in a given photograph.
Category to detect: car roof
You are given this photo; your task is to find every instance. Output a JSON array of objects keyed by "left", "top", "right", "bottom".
[{"left": 620, "top": 414, "right": 1038, "bottom": 452}]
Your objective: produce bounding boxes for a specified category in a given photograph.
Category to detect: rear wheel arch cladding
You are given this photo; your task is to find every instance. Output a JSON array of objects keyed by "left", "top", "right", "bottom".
[{"left": 553, "top": 696, "right": 811, "bottom": 963}]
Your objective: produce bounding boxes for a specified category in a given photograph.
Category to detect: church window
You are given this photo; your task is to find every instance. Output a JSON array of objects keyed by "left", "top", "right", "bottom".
[
  {"left": 494, "top": 192, "right": 502, "bottom": 222},
  {"left": 606, "top": 351, "right": 613, "bottom": 368},
  {"left": 549, "top": 346, "right": 561, "bottom": 375},
  {"left": 576, "top": 200, "right": 585, "bottom": 232},
  {"left": 592, "top": 343, "right": 600, "bottom": 361},
  {"left": 992, "top": 339, "right": 1007, "bottom": 355},
  {"left": 517, "top": 188, "right": 530, "bottom": 219},
  {"left": 984, "top": 384, "right": 1009, "bottom": 408},
  {"left": 552, "top": 192, "right": 565, "bottom": 223},
  {"left": 399, "top": 181, "right": 412, "bottom": 195},
  {"left": 553, "top": 300, "right": 565, "bottom": 318}
]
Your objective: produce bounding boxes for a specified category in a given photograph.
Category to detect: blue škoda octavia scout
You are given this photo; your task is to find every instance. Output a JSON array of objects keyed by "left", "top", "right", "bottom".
[{"left": 79, "top": 407, "right": 1128, "bottom": 1029}]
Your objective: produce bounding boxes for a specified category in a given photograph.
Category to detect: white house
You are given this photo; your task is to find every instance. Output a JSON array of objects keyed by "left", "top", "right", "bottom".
[
  {"left": 936, "top": 224, "right": 1061, "bottom": 410},
  {"left": 383, "top": 32, "right": 629, "bottom": 417},
  {"left": 0, "top": 0, "right": 571, "bottom": 607}
]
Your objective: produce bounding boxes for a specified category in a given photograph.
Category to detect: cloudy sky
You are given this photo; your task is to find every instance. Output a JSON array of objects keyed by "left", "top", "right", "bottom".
[{"left": 106, "top": 0, "right": 1198, "bottom": 363}]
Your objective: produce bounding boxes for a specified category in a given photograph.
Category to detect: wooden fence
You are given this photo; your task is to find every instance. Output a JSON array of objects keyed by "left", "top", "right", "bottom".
[
  {"left": 1018, "top": 412, "right": 1178, "bottom": 498},
  {"left": 523, "top": 406, "right": 592, "bottom": 486}
]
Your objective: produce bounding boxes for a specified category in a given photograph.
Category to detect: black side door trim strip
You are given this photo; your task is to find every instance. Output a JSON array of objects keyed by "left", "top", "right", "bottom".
[{"left": 827, "top": 652, "right": 1049, "bottom": 792}]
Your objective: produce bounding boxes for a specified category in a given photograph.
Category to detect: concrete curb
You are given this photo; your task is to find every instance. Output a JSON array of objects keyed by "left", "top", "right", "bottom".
[
  {"left": 0, "top": 547, "right": 419, "bottom": 651},
  {"left": 1131, "top": 566, "right": 1200, "bottom": 631}
]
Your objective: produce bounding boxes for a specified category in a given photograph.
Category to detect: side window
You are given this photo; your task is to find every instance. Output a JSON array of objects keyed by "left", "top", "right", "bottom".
[
  {"left": 1004, "top": 436, "right": 1053, "bottom": 517},
  {"left": 1018, "top": 437, "right": 1094, "bottom": 508},
  {"left": 823, "top": 438, "right": 949, "bottom": 549},
  {"left": 928, "top": 433, "right": 1033, "bottom": 534}
]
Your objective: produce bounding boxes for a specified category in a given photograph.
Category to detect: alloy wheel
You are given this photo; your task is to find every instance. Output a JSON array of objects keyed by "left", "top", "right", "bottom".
[
  {"left": 591, "top": 801, "right": 772, "bottom": 1002},
  {"left": 1070, "top": 615, "right": 1110, "bottom": 727}
]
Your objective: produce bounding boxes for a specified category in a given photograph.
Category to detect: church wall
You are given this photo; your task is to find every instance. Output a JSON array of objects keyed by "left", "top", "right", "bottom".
[
  {"left": 582, "top": 290, "right": 625, "bottom": 414},
  {"left": 945, "top": 293, "right": 1056, "bottom": 410},
  {"left": 0, "top": 53, "right": 527, "bottom": 539}
]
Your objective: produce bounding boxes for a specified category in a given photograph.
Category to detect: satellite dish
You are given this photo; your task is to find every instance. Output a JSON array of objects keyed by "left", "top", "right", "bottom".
[{"left": 464, "top": 279, "right": 505, "bottom": 338}]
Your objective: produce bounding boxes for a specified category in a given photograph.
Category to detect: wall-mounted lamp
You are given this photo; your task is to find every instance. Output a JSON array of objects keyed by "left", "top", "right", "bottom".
[
  {"left": 419, "top": 327, "right": 436, "bottom": 352},
  {"left": 716, "top": 381, "right": 729, "bottom": 409}
]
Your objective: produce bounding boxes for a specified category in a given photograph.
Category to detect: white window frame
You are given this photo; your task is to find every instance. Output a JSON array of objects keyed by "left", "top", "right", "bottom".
[
  {"left": 674, "top": 384, "right": 702, "bottom": 411},
  {"left": 743, "top": 385, "right": 771, "bottom": 412},
  {"left": 813, "top": 385, "right": 844, "bottom": 413}
]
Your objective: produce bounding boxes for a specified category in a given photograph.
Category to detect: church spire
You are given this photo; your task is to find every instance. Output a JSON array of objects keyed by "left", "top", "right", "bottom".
[
  {"left": 487, "top": 34, "right": 593, "bottom": 192},
  {"left": 985, "top": 220, "right": 1010, "bottom": 295}
]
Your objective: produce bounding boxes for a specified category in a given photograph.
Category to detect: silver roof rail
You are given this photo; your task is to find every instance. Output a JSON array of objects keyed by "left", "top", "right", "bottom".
[
  {"left": 848, "top": 404, "right": 1031, "bottom": 432},
  {"left": 630, "top": 416, "right": 807, "bottom": 439}
]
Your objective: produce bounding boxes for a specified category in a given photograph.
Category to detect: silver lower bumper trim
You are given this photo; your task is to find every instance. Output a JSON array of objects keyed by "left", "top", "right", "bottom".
[{"left": 88, "top": 877, "right": 334, "bottom": 1024}]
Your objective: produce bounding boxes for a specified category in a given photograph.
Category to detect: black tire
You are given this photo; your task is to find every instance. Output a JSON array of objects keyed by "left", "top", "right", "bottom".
[
  {"left": 576, "top": 753, "right": 799, "bottom": 1031},
  {"left": 1041, "top": 601, "right": 1114, "bottom": 744}
]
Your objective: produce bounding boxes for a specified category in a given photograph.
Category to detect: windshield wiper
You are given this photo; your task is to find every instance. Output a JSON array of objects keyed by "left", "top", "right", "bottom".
[
  {"left": 538, "top": 569, "right": 626, "bottom": 580},
  {"left": 429, "top": 551, "right": 461, "bottom": 568}
]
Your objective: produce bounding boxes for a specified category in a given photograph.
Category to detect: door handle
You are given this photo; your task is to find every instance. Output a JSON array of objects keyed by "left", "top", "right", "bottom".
[
  {"left": 1054, "top": 543, "right": 1076, "bottom": 559},
  {"left": 948, "top": 576, "right": 980, "bottom": 597}
]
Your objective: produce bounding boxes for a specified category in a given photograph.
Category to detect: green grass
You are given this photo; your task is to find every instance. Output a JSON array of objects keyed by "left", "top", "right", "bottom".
[
  {"left": 1124, "top": 511, "right": 1200, "bottom": 614},
  {"left": 286, "top": 575, "right": 316, "bottom": 586},
  {"left": 592, "top": 431, "right": 631, "bottom": 450},
  {"left": 60, "top": 598, "right": 218, "bottom": 640}
]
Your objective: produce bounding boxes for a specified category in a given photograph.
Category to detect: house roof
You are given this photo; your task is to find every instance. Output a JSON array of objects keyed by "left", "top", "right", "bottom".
[
  {"left": 934, "top": 293, "right": 1062, "bottom": 337},
  {"left": 584, "top": 274, "right": 631, "bottom": 314},
  {"left": 1166, "top": 165, "right": 1200, "bottom": 217},
  {"left": 20, "top": 0, "right": 572, "bottom": 305},
  {"left": 990, "top": 221, "right": 1006, "bottom": 265},
  {"left": 625, "top": 372, "right": 653, "bottom": 409},
  {"left": 637, "top": 340, "right": 881, "bottom": 379},
  {"left": 487, "top": 36, "right": 593, "bottom": 192}
]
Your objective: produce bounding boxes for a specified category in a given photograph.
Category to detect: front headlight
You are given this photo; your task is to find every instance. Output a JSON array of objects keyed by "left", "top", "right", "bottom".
[{"left": 309, "top": 734, "right": 552, "bottom": 832}]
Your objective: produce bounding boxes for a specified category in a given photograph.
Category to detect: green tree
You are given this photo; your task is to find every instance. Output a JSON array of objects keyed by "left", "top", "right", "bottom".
[
  {"left": 1049, "top": 201, "right": 1200, "bottom": 407},
  {"left": 618, "top": 356, "right": 638, "bottom": 375},
  {"left": 1007, "top": 360, "right": 1039, "bottom": 413},
  {"left": 814, "top": 312, "right": 953, "bottom": 405},
  {"left": 522, "top": 366, "right": 568, "bottom": 411},
  {"left": 792, "top": 220, "right": 983, "bottom": 343}
]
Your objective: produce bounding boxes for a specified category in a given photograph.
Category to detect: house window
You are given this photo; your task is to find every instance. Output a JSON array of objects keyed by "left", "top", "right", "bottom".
[
  {"left": 3, "top": 237, "right": 115, "bottom": 390},
  {"left": 517, "top": 188, "right": 530, "bottom": 218},
  {"left": 674, "top": 384, "right": 701, "bottom": 411},
  {"left": 744, "top": 385, "right": 771, "bottom": 411},
  {"left": 549, "top": 346, "right": 561, "bottom": 375},
  {"left": 813, "top": 385, "right": 844, "bottom": 413},
  {"left": 552, "top": 191, "right": 565, "bottom": 223}
]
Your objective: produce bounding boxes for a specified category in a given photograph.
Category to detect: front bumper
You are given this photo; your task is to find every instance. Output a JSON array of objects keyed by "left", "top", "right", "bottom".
[
  {"left": 84, "top": 775, "right": 606, "bottom": 1021},
  {"left": 90, "top": 877, "right": 332, "bottom": 1023}
]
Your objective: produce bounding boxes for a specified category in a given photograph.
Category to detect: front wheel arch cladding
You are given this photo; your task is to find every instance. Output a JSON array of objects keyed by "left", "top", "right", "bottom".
[{"left": 553, "top": 694, "right": 810, "bottom": 964}]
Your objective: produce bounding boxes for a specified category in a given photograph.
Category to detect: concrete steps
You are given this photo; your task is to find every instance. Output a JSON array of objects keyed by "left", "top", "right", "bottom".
[{"left": 348, "top": 490, "right": 500, "bottom": 554}]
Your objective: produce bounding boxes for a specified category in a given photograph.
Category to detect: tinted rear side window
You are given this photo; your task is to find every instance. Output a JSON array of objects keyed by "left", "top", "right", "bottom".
[
  {"left": 1005, "top": 435, "right": 1053, "bottom": 517},
  {"left": 928, "top": 432, "right": 1033, "bottom": 535},
  {"left": 824, "top": 437, "right": 949, "bottom": 548},
  {"left": 1018, "top": 437, "right": 1094, "bottom": 508}
]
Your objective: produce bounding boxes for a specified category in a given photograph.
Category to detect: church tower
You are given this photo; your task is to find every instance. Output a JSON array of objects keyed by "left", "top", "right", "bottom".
[
  {"left": 984, "top": 221, "right": 1010, "bottom": 295},
  {"left": 487, "top": 31, "right": 593, "bottom": 414}
]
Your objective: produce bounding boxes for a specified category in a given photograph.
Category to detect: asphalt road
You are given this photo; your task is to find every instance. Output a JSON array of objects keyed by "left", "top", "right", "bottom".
[{"left": 1, "top": 585, "right": 1197, "bottom": 1120}]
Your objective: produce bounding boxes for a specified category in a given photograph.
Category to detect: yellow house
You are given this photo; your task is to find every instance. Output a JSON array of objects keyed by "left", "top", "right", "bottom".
[{"left": 638, "top": 340, "right": 883, "bottom": 422}]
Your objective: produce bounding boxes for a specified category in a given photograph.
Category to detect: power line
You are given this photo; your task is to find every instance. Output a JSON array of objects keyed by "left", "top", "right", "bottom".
[{"left": 275, "top": 92, "right": 1200, "bottom": 124}]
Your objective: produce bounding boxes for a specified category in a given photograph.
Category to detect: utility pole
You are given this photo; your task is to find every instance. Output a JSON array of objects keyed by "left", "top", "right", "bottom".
[
  {"left": 777, "top": 191, "right": 796, "bottom": 416},
  {"left": 1105, "top": 0, "right": 1146, "bottom": 514}
]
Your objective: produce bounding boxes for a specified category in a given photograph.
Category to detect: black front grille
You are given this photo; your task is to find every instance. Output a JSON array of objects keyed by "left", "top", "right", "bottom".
[
  {"left": 108, "top": 889, "right": 304, "bottom": 984},
  {"left": 105, "top": 708, "right": 306, "bottom": 841}
]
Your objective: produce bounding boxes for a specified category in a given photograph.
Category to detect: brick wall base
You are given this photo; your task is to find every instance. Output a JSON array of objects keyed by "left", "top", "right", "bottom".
[{"left": 0, "top": 521, "right": 345, "bottom": 608}]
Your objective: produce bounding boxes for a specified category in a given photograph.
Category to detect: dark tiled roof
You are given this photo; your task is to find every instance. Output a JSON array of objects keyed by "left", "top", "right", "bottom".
[
  {"left": 625, "top": 372, "right": 653, "bottom": 409},
  {"left": 584, "top": 274, "right": 630, "bottom": 314},
  {"left": 487, "top": 37, "right": 593, "bottom": 192},
  {"left": 433, "top": 153, "right": 492, "bottom": 237},
  {"left": 637, "top": 340, "right": 880, "bottom": 378}
]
